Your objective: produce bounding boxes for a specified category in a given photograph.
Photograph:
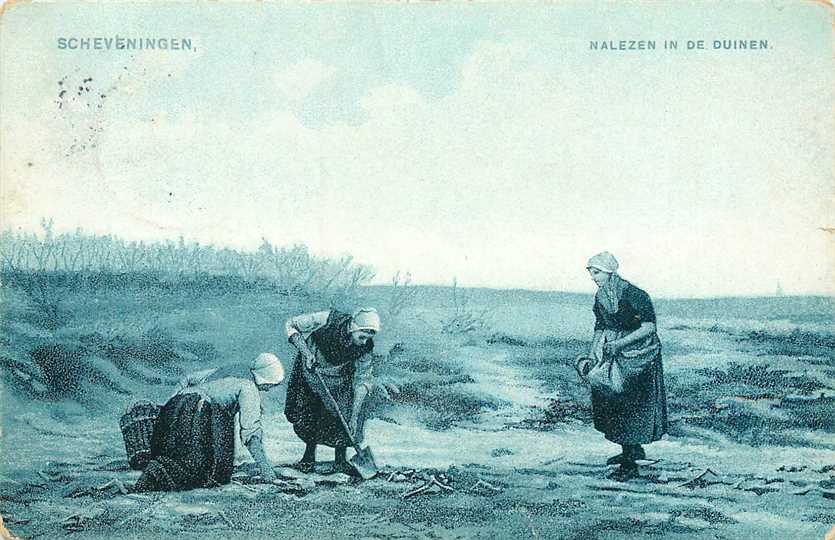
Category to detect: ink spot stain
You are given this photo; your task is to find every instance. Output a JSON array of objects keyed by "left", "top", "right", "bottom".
[
  {"left": 56, "top": 74, "right": 116, "bottom": 154},
  {"left": 26, "top": 161, "right": 34, "bottom": 168}
]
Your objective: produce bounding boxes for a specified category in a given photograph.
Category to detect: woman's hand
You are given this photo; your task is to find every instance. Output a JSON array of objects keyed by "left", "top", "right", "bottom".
[
  {"left": 290, "top": 333, "right": 318, "bottom": 370},
  {"left": 303, "top": 351, "right": 317, "bottom": 370},
  {"left": 377, "top": 380, "right": 400, "bottom": 400},
  {"left": 348, "top": 415, "right": 363, "bottom": 445},
  {"left": 603, "top": 341, "right": 623, "bottom": 357},
  {"left": 245, "top": 435, "right": 277, "bottom": 483}
]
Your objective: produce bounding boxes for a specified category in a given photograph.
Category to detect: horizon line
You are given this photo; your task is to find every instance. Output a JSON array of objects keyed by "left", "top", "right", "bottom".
[{"left": 361, "top": 283, "right": 835, "bottom": 302}]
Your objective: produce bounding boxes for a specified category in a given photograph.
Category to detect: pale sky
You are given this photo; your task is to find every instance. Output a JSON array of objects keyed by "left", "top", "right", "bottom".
[{"left": 1, "top": 1, "right": 832, "bottom": 297}]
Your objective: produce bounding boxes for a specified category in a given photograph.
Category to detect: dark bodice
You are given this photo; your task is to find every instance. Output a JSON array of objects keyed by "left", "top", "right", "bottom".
[
  {"left": 308, "top": 310, "right": 374, "bottom": 367},
  {"left": 594, "top": 284, "right": 657, "bottom": 332}
]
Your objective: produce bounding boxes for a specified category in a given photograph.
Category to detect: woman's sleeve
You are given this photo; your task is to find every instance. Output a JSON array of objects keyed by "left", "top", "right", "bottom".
[
  {"left": 285, "top": 310, "right": 331, "bottom": 339},
  {"left": 353, "top": 355, "right": 375, "bottom": 394},
  {"left": 593, "top": 301, "right": 604, "bottom": 331},
  {"left": 627, "top": 288, "right": 657, "bottom": 324},
  {"left": 237, "top": 381, "right": 264, "bottom": 444}
]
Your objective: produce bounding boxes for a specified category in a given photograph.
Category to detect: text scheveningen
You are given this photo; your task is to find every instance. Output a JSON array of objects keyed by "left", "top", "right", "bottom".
[{"left": 57, "top": 36, "right": 194, "bottom": 51}]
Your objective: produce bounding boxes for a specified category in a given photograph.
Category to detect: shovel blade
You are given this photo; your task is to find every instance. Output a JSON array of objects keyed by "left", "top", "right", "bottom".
[{"left": 349, "top": 446, "right": 378, "bottom": 480}]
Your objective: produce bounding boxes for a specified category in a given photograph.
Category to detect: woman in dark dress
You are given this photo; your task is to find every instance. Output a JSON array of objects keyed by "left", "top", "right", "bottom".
[
  {"left": 133, "top": 353, "right": 284, "bottom": 492},
  {"left": 585, "top": 251, "right": 668, "bottom": 480},
  {"left": 284, "top": 308, "right": 380, "bottom": 473}
]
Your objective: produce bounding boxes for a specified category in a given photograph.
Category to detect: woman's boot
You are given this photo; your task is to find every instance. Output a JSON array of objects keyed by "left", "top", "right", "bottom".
[
  {"left": 606, "top": 445, "right": 630, "bottom": 465},
  {"left": 626, "top": 444, "right": 645, "bottom": 462},
  {"left": 297, "top": 442, "right": 317, "bottom": 472}
]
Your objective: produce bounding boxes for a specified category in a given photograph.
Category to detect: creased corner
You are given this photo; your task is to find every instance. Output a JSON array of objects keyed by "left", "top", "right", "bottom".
[{"left": 0, "top": 514, "right": 23, "bottom": 540}]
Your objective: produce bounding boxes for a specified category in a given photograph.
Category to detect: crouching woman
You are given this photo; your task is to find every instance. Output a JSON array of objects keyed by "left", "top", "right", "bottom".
[
  {"left": 585, "top": 252, "right": 668, "bottom": 480},
  {"left": 284, "top": 308, "right": 381, "bottom": 473},
  {"left": 133, "top": 353, "right": 285, "bottom": 492}
]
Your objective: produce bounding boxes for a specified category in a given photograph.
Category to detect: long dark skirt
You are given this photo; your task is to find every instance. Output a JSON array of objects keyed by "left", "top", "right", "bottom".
[
  {"left": 592, "top": 357, "right": 668, "bottom": 445},
  {"left": 284, "top": 357, "right": 356, "bottom": 448},
  {"left": 134, "top": 393, "right": 235, "bottom": 492}
]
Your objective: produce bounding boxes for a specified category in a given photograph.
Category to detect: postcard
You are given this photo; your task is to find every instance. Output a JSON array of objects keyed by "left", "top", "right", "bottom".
[{"left": 1, "top": 1, "right": 833, "bottom": 539}]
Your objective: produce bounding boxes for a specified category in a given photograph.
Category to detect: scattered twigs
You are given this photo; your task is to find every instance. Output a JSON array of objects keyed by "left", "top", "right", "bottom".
[
  {"left": 402, "top": 474, "right": 454, "bottom": 499},
  {"left": 37, "top": 470, "right": 59, "bottom": 483},
  {"left": 231, "top": 480, "right": 258, "bottom": 493},
  {"left": 62, "top": 507, "right": 104, "bottom": 532},
  {"left": 96, "top": 478, "right": 129, "bottom": 495},
  {"left": 402, "top": 483, "right": 432, "bottom": 499},
  {"left": 471, "top": 480, "right": 501, "bottom": 493},
  {"left": 387, "top": 469, "right": 418, "bottom": 482},
  {"left": 677, "top": 468, "right": 722, "bottom": 489}
]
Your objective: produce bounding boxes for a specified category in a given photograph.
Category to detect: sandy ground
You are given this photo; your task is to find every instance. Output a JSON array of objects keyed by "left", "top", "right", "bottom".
[
  {"left": 3, "top": 331, "right": 834, "bottom": 540},
  {"left": 1, "top": 285, "right": 834, "bottom": 539}
]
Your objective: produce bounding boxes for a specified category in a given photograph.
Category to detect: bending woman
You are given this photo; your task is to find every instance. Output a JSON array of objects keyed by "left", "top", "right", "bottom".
[
  {"left": 284, "top": 308, "right": 380, "bottom": 474},
  {"left": 133, "top": 353, "right": 284, "bottom": 491},
  {"left": 586, "top": 251, "right": 668, "bottom": 480}
]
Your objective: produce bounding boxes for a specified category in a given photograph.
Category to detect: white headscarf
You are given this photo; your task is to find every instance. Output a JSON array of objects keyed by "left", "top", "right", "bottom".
[
  {"left": 250, "top": 352, "right": 284, "bottom": 385},
  {"left": 587, "top": 251, "right": 629, "bottom": 314},
  {"left": 349, "top": 307, "right": 381, "bottom": 333}
]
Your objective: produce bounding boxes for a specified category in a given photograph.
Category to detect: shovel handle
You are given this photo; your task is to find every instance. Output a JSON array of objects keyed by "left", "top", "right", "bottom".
[{"left": 312, "top": 369, "right": 362, "bottom": 453}]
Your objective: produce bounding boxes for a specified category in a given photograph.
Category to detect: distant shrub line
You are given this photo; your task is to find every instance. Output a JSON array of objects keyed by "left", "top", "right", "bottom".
[
  {"left": 1, "top": 269, "right": 310, "bottom": 294},
  {"left": 0, "top": 219, "right": 375, "bottom": 299}
]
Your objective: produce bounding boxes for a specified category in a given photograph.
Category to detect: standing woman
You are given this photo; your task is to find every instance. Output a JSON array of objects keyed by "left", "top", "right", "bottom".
[{"left": 585, "top": 251, "right": 667, "bottom": 480}]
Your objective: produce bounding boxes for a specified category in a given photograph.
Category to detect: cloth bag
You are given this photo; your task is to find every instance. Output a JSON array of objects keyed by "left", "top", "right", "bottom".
[
  {"left": 586, "top": 336, "right": 624, "bottom": 396},
  {"left": 586, "top": 330, "right": 660, "bottom": 396},
  {"left": 618, "top": 332, "right": 661, "bottom": 382}
]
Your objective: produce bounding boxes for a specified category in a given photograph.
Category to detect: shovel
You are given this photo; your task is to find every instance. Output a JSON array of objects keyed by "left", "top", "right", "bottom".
[{"left": 313, "top": 370, "right": 378, "bottom": 480}]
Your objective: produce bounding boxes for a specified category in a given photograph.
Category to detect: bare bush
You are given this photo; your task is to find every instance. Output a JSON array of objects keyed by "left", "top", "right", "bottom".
[
  {"left": 388, "top": 271, "right": 420, "bottom": 318},
  {"left": 441, "top": 278, "right": 490, "bottom": 335},
  {"left": 0, "top": 221, "right": 376, "bottom": 299}
]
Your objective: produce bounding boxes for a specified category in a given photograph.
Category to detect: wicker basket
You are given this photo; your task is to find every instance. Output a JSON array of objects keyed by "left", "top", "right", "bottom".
[{"left": 120, "top": 400, "right": 161, "bottom": 470}]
